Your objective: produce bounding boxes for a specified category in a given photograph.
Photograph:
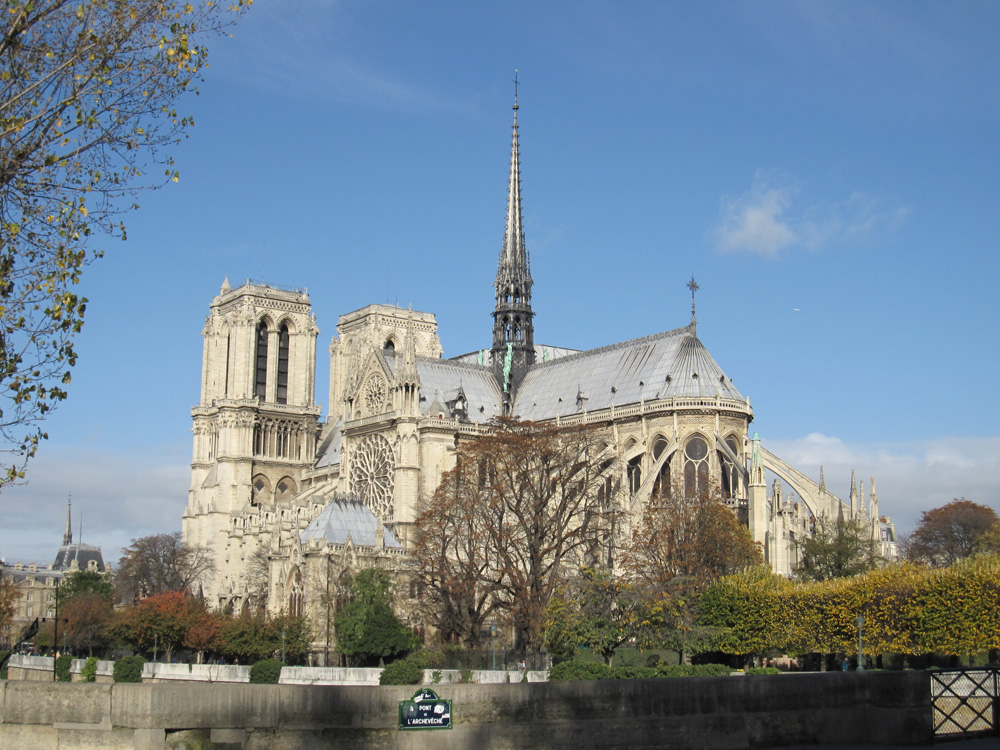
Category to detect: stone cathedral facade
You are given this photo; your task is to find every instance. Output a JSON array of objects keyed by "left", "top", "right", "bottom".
[{"left": 182, "top": 96, "right": 896, "bottom": 653}]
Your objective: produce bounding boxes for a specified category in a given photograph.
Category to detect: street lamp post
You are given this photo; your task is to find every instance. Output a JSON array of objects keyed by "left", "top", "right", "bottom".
[
  {"left": 52, "top": 578, "right": 60, "bottom": 681},
  {"left": 153, "top": 635, "right": 158, "bottom": 663},
  {"left": 857, "top": 614, "right": 865, "bottom": 672},
  {"left": 490, "top": 625, "right": 497, "bottom": 671},
  {"left": 281, "top": 629, "right": 287, "bottom": 664}
]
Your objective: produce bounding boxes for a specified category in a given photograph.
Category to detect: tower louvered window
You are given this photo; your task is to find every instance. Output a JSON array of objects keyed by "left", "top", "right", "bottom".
[
  {"left": 276, "top": 324, "right": 289, "bottom": 404},
  {"left": 255, "top": 323, "right": 268, "bottom": 399}
]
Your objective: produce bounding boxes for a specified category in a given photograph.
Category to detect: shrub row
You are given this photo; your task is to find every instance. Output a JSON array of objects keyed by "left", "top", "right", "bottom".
[
  {"left": 249, "top": 659, "right": 283, "bottom": 684},
  {"left": 55, "top": 654, "right": 73, "bottom": 682},
  {"left": 549, "top": 659, "right": 733, "bottom": 681},
  {"left": 112, "top": 655, "right": 147, "bottom": 683}
]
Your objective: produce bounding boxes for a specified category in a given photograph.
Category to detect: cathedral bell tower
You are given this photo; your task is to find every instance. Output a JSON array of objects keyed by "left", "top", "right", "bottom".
[
  {"left": 492, "top": 77, "right": 535, "bottom": 405},
  {"left": 183, "top": 279, "right": 321, "bottom": 605}
]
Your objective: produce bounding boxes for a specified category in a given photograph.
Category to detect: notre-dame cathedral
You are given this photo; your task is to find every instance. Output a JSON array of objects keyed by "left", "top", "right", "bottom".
[{"left": 182, "top": 94, "right": 896, "bottom": 655}]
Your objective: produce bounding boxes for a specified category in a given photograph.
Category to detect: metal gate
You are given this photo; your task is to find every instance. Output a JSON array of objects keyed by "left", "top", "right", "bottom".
[{"left": 930, "top": 668, "right": 999, "bottom": 739}]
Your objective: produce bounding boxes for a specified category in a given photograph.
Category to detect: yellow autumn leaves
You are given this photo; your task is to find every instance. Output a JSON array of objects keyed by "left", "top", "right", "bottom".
[{"left": 700, "top": 556, "right": 1000, "bottom": 660}]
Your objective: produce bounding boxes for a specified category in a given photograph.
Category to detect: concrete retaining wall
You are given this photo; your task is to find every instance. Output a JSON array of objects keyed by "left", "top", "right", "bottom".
[{"left": 0, "top": 671, "right": 933, "bottom": 749}]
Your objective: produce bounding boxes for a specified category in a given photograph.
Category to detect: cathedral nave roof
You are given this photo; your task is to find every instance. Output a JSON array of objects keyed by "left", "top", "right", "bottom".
[{"left": 511, "top": 325, "right": 746, "bottom": 421}]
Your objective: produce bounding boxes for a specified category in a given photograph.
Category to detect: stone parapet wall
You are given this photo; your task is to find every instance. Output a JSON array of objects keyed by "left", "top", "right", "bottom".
[
  {"left": 6, "top": 654, "right": 547, "bottom": 687},
  {"left": 0, "top": 671, "right": 933, "bottom": 749}
]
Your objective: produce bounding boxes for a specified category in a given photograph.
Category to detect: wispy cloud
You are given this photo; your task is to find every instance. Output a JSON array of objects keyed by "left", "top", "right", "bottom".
[
  {"left": 713, "top": 172, "right": 907, "bottom": 257},
  {"left": 764, "top": 434, "right": 1000, "bottom": 534},
  {"left": 0, "top": 445, "right": 189, "bottom": 567},
  {"left": 217, "top": 2, "right": 469, "bottom": 115}
]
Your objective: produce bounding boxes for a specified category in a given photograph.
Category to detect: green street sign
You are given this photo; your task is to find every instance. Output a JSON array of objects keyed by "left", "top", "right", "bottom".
[{"left": 398, "top": 687, "right": 453, "bottom": 730}]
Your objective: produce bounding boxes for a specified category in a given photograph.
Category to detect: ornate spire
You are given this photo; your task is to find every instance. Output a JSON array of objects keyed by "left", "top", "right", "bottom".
[
  {"left": 492, "top": 70, "right": 535, "bottom": 401},
  {"left": 398, "top": 322, "right": 419, "bottom": 385},
  {"left": 870, "top": 476, "right": 879, "bottom": 520},
  {"left": 63, "top": 495, "right": 73, "bottom": 547},
  {"left": 749, "top": 433, "right": 765, "bottom": 487},
  {"left": 818, "top": 465, "right": 826, "bottom": 493},
  {"left": 687, "top": 276, "right": 699, "bottom": 334},
  {"left": 849, "top": 470, "right": 857, "bottom": 517}
]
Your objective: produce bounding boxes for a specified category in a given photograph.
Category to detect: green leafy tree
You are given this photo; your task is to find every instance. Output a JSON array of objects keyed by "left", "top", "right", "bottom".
[
  {"left": 0, "top": 0, "right": 251, "bottom": 485},
  {"left": 220, "top": 611, "right": 310, "bottom": 665},
  {"left": 909, "top": 555, "right": 1000, "bottom": 664},
  {"left": 698, "top": 566, "right": 792, "bottom": 667},
  {"left": 908, "top": 499, "right": 1000, "bottom": 568},
  {"left": 795, "top": 516, "right": 881, "bottom": 582},
  {"left": 57, "top": 569, "right": 113, "bottom": 605},
  {"left": 544, "top": 568, "right": 664, "bottom": 666},
  {"left": 334, "top": 569, "right": 417, "bottom": 666}
]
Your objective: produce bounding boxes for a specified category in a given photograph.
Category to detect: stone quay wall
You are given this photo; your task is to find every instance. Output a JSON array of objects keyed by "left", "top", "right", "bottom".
[
  {"left": 0, "top": 671, "right": 932, "bottom": 750},
  {"left": 6, "top": 653, "right": 545, "bottom": 686}
]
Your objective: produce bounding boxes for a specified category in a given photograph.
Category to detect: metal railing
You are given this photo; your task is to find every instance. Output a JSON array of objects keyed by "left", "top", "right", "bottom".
[{"left": 930, "top": 668, "right": 999, "bottom": 739}]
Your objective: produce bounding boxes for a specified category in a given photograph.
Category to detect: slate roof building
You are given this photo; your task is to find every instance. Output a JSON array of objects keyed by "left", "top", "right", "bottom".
[
  {"left": 182, "top": 91, "right": 896, "bottom": 658},
  {"left": 1, "top": 499, "right": 107, "bottom": 650}
]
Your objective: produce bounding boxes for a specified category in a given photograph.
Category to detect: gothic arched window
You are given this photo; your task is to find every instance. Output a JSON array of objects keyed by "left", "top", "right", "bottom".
[
  {"left": 255, "top": 322, "right": 269, "bottom": 400},
  {"left": 276, "top": 324, "right": 290, "bottom": 404},
  {"left": 683, "top": 435, "right": 710, "bottom": 498}
]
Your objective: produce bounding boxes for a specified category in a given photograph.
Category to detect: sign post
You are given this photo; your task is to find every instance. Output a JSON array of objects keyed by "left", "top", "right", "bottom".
[{"left": 398, "top": 687, "right": 453, "bottom": 731}]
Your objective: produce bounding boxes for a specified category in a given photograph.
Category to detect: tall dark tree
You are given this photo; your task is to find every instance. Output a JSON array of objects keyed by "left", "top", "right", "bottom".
[
  {"left": 115, "top": 532, "right": 214, "bottom": 603},
  {"left": 412, "top": 419, "right": 618, "bottom": 652},
  {"left": 0, "top": 0, "right": 250, "bottom": 485},
  {"left": 795, "top": 516, "right": 881, "bottom": 582},
  {"left": 908, "top": 499, "right": 1000, "bottom": 568}
]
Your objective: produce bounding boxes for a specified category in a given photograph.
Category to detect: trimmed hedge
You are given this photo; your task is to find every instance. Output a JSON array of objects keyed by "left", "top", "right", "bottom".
[
  {"left": 81, "top": 656, "right": 99, "bottom": 682},
  {"left": 746, "top": 667, "right": 782, "bottom": 675},
  {"left": 550, "top": 659, "right": 733, "bottom": 681},
  {"left": 249, "top": 659, "right": 283, "bottom": 684},
  {"left": 380, "top": 655, "right": 425, "bottom": 685},
  {"left": 55, "top": 653, "right": 73, "bottom": 682},
  {"left": 113, "top": 655, "right": 147, "bottom": 683}
]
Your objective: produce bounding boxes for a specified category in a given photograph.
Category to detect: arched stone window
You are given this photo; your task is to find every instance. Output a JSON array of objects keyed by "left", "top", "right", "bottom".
[
  {"left": 252, "top": 474, "right": 271, "bottom": 506},
  {"left": 683, "top": 435, "right": 710, "bottom": 498},
  {"left": 719, "top": 436, "right": 741, "bottom": 499},
  {"left": 288, "top": 568, "right": 304, "bottom": 617},
  {"left": 627, "top": 454, "right": 642, "bottom": 495},
  {"left": 255, "top": 321, "right": 269, "bottom": 400},
  {"left": 276, "top": 476, "right": 297, "bottom": 504},
  {"left": 276, "top": 324, "right": 290, "bottom": 404}
]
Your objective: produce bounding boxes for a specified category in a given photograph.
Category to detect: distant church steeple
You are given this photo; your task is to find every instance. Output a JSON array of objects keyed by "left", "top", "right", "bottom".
[
  {"left": 492, "top": 71, "right": 535, "bottom": 404},
  {"left": 63, "top": 496, "right": 73, "bottom": 547}
]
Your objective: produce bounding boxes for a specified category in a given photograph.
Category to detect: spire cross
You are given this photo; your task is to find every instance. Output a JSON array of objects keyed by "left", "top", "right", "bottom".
[
  {"left": 513, "top": 69, "right": 519, "bottom": 111},
  {"left": 687, "top": 276, "right": 699, "bottom": 324}
]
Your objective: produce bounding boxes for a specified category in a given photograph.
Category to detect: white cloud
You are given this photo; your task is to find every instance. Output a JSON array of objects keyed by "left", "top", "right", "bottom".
[
  {"left": 715, "top": 175, "right": 798, "bottom": 257},
  {"left": 764, "top": 434, "right": 1000, "bottom": 534},
  {"left": 713, "top": 172, "right": 907, "bottom": 257},
  {"left": 0, "top": 445, "right": 189, "bottom": 567}
]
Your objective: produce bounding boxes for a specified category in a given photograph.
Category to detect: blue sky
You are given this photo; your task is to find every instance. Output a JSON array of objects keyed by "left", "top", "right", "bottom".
[{"left": 2, "top": 1, "right": 998, "bottom": 565}]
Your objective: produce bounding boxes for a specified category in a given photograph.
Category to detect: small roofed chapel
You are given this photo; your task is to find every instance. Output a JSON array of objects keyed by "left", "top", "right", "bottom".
[{"left": 182, "top": 92, "right": 896, "bottom": 657}]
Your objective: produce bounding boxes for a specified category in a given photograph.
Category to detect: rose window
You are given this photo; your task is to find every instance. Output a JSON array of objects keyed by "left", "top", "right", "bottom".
[
  {"left": 350, "top": 434, "right": 395, "bottom": 519},
  {"left": 363, "top": 373, "right": 388, "bottom": 415}
]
